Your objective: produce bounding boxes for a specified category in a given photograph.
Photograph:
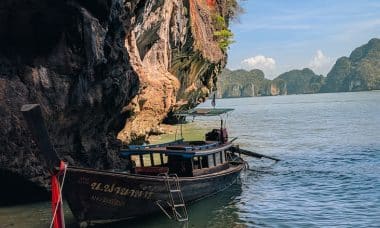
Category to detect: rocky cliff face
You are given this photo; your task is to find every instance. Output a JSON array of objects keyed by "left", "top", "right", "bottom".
[
  {"left": 117, "top": 0, "right": 227, "bottom": 143},
  {"left": 321, "top": 38, "right": 380, "bottom": 92},
  {"left": 0, "top": 0, "right": 230, "bottom": 194},
  {"left": 0, "top": 0, "right": 139, "bottom": 192}
]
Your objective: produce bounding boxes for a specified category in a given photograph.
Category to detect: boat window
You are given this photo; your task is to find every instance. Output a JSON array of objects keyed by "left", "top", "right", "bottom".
[
  {"left": 143, "top": 154, "right": 152, "bottom": 167},
  {"left": 221, "top": 151, "right": 226, "bottom": 163},
  {"left": 193, "top": 156, "right": 201, "bottom": 169},
  {"left": 208, "top": 154, "right": 214, "bottom": 167},
  {"left": 153, "top": 153, "right": 161, "bottom": 165},
  {"left": 215, "top": 152, "right": 221, "bottom": 166},
  {"left": 163, "top": 154, "right": 168, "bottom": 164},
  {"left": 131, "top": 155, "right": 142, "bottom": 167},
  {"left": 159, "top": 153, "right": 168, "bottom": 166},
  {"left": 201, "top": 156, "right": 208, "bottom": 168}
]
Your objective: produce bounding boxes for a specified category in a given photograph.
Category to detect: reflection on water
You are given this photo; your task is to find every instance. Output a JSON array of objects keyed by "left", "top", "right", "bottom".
[
  {"left": 1, "top": 92, "right": 379, "bottom": 227},
  {"left": 0, "top": 183, "right": 243, "bottom": 228},
  {"left": 0, "top": 201, "right": 68, "bottom": 228},
  {"left": 93, "top": 183, "right": 243, "bottom": 228}
]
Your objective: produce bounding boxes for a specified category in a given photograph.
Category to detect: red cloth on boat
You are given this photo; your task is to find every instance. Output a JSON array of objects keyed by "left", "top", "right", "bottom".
[{"left": 51, "top": 161, "right": 66, "bottom": 228}]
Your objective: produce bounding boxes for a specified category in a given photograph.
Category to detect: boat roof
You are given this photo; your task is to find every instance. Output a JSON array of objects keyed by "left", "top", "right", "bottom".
[
  {"left": 121, "top": 139, "right": 184, "bottom": 150},
  {"left": 120, "top": 141, "right": 232, "bottom": 158},
  {"left": 174, "top": 108, "right": 234, "bottom": 117}
]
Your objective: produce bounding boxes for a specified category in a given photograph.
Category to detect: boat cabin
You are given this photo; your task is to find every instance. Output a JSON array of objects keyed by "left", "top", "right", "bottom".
[
  {"left": 120, "top": 108, "right": 235, "bottom": 177},
  {"left": 120, "top": 140, "right": 232, "bottom": 177}
]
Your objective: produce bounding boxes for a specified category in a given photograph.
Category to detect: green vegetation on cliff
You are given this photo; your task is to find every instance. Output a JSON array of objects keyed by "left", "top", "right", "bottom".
[
  {"left": 212, "top": 14, "right": 234, "bottom": 52},
  {"left": 321, "top": 38, "right": 380, "bottom": 92}
]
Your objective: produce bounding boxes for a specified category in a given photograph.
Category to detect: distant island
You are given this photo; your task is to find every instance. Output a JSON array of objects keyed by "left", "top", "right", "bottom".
[{"left": 217, "top": 38, "right": 380, "bottom": 98}]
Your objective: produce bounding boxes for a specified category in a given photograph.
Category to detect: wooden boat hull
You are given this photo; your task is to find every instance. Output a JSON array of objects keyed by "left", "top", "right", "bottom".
[{"left": 64, "top": 164, "right": 244, "bottom": 224}]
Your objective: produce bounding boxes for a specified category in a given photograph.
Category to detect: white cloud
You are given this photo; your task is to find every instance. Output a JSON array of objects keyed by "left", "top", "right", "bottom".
[
  {"left": 240, "top": 55, "right": 277, "bottom": 79},
  {"left": 308, "top": 50, "right": 334, "bottom": 76}
]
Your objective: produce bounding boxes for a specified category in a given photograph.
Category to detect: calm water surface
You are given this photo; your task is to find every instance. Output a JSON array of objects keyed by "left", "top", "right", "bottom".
[{"left": 1, "top": 91, "right": 379, "bottom": 227}]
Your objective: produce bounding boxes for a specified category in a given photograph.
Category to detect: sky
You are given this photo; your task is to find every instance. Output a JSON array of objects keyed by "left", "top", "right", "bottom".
[{"left": 226, "top": 0, "right": 380, "bottom": 79}]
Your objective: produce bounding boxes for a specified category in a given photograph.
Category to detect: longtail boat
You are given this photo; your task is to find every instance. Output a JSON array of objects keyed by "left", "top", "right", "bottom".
[{"left": 21, "top": 105, "right": 248, "bottom": 226}]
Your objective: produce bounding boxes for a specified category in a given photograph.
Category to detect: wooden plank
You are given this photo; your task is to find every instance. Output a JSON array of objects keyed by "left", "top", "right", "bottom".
[
  {"left": 232, "top": 146, "right": 280, "bottom": 161},
  {"left": 150, "top": 153, "right": 154, "bottom": 166},
  {"left": 139, "top": 154, "right": 144, "bottom": 167},
  {"left": 160, "top": 153, "right": 164, "bottom": 166},
  {"left": 192, "top": 163, "right": 229, "bottom": 176},
  {"left": 21, "top": 104, "right": 60, "bottom": 173}
]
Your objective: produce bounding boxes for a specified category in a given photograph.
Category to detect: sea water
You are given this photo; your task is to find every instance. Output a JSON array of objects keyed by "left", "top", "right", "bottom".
[{"left": 1, "top": 91, "right": 379, "bottom": 227}]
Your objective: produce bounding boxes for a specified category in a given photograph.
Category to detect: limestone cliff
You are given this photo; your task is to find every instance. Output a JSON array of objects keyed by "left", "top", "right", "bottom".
[
  {"left": 0, "top": 0, "right": 233, "bottom": 196},
  {"left": 118, "top": 0, "right": 228, "bottom": 143},
  {"left": 273, "top": 68, "right": 324, "bottom": 94},
  {"left": 321, "top": 38, "right": 380, "bottom": 92},
  {"left": 217, "top": 68, "right": 325, "bottom": 97},
  {"left": 216, "top": 69, "right": 271, "bottom": 97},
  {"left": 0, "top": 0, "right": 139, "bottom": 194}
]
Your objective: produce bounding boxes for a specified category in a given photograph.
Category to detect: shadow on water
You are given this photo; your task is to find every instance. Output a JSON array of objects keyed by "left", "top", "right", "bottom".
[{"left": 0, "top": 169, "right": 49, "bottom": 206}]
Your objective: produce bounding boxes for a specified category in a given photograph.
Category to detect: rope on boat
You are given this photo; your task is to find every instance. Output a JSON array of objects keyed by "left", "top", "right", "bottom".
[{"left": 49, "top": 162, "right": 68, "bottom": 228}]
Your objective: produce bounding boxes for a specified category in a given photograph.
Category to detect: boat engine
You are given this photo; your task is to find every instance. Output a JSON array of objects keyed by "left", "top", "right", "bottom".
[{"left": 205, "top": 128, "right": 228, "bottom": 143}]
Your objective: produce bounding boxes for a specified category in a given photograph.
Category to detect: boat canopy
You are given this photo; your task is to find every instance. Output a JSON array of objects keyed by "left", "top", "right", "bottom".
[
  {"left": 174, "top": 108, "right": 234, "bottom": 117},
  {"left": 120, "top": 141, "right": 232, "bottom": 158}
]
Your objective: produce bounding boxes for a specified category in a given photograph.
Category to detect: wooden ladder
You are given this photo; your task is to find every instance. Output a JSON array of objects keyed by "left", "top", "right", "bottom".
[{"left": 157, "top": 173, "right": 188, "bottom": 222}]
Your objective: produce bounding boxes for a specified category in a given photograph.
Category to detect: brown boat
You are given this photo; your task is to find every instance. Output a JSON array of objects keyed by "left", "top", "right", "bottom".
[
  {"left": 65, "top": 141, "right": 244, "bottom": 224},
  {"left": 21, "top": 105, "right": 247, "bottom": 226}
]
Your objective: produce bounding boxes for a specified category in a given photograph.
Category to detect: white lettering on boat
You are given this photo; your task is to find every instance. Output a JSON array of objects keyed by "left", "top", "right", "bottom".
[
  {"left": 90, "top": 195, "right": 125, "bottom": 207},
  {"left": 90, "top": 182, "right": 154, "bottom": 199}
]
